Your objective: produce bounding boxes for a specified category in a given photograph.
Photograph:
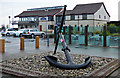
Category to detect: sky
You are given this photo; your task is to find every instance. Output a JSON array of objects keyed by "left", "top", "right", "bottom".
[{"left": 0, "top": 0, "right": 120, "bottom": 27}]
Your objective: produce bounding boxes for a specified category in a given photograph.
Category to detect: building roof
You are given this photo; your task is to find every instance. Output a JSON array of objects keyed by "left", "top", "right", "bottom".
[
  {"left": 27, "top": 6, "right": 64, "bottom": 11},
  {"left": 57, "top": 10, "right": 73, "bottom": 16},
  {"left": 15, "top": 9, "right": 62, "bottom": 17},
  {"left": 57, "top": 2, "right": 110, "bottom": 17},
  {"left": 15, "top": 2, "right": 110, "bottom": 17}
]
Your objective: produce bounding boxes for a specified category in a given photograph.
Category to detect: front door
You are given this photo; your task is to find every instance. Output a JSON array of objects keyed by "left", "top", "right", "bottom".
[{"left": 40, "top": 25, "right": 42, "bottom": 31}]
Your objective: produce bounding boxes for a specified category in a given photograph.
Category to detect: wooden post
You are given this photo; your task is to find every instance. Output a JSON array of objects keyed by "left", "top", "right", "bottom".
[
  {"left": 20, "top": 37, "right": 24, "bottom": 50},
  {"left": 78, "top": 26, "right": 80, "bottom": 31},
  {"left": 69, "top": 26, "right": 71, "bottom": 44},
  {"left": 103, "top": 26, "right": 106, "bottom": 47},
  {"left": 54, "top": 26, "right": 57, "bottom": 43},
  {"left": 35, "top": 36, "right": 39, "bottom": 49},
  {"left": 85, "top": 25, "right": 88, "bottom": 46},
  {"left": 0, "top": 39, "right": 5, "bottom": 53}
]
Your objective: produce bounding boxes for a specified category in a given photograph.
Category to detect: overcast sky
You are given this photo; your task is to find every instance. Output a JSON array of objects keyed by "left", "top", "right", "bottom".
[{"left": 0, "top": 0, "right": 119, "bottom": 26}]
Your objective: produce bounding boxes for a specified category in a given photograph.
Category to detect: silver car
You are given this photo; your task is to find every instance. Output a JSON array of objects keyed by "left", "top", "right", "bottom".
[
  {"left": 13, "top": 29, "right": 25, "bottom": 37},
  {"left": 1, "top": 28, "right": 16, "bottom": 36},
  {"left": 22, "top": 29, "right": 46, "bottom": 38}
]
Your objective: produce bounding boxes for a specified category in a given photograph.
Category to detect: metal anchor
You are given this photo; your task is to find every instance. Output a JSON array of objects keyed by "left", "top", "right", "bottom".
[{"left": 44, "top": 5, "right": 91, "bottom": 69}]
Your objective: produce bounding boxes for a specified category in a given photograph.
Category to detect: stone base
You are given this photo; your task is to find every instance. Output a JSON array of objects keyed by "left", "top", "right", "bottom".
[{"left": 0, "top": 52, "right": 120, "bottom": 77}]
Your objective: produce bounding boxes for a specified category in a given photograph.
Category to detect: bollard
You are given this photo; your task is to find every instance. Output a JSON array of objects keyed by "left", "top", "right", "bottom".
[
  {"left": 85, "top": 25, "right": 88, "bottom": 46},
  {"left": 69, "top": 26, "right": 71, "bottom": 44},
  {"left": 0, "top": 39, "right": 5, "bottom": 53},
  {"left": 54, "top": 26, "right": 57, "bottom": 43},
  {"left": 103, "top": 26, "right": 106, "bottom": 47},
  {"left": 20, "top": 37, "right": 24, "bottom": 50},
  {"left": 35, "top": 36, "right": 39, "bottom": 48}
]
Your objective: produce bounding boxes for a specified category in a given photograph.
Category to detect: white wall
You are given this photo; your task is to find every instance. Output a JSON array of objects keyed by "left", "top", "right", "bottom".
[
  {"left": 94, "top": 5, "right": 110, "bottom": 22},
  {"left": 75, "top": 15, "right": 94, "bottom": 20},
  {"left": 65, "top": 20, "right": 94, "bottom": 26}
]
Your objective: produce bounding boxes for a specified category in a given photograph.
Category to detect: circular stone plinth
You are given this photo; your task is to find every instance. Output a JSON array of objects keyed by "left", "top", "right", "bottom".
[{"left": 0, "top": 51, "right": 119, "bottom": 77}]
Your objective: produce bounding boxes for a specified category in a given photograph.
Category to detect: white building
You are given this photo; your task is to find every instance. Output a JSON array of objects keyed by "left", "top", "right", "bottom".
[
  {"left": 15, "top": 2, "right": 110, "bottom": 32},
  {"left": 57, "top": 2, "right": 110, "bottom": 27},
  {"left": 15, "top": 6, "right": 64, "bottom": 32}
]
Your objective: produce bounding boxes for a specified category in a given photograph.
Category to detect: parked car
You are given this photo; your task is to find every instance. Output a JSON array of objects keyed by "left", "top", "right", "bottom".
[
  {"left": 13, "top": 29, "right": 26, "bottom": 37},
  {"left": 1, "top": 28, "right": 16, "bottom": 36},
  {"left": 22, "top": 29, "right": 46, "bottom": 38}
]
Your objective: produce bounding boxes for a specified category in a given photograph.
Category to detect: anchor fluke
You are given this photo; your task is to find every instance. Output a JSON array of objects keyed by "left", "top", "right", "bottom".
[{"left": 45, "top": 55, "right": 91, "bottom": 69}]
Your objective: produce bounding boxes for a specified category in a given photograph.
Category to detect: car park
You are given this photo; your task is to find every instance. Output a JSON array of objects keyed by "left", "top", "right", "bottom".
[
  {"left": 13, "top": 29, "right": 25, "bottom": 37},
  {"left": 1, "top": 28, "right": 16, "bottom": 36},
  {"left": 22, "top": 29, "right": 46, "bottom": 38}
]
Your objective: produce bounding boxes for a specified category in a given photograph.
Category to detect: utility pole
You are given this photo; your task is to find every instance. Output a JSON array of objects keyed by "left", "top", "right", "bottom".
[{"left": 45, "top": 9, "right": 49, "bottom": 47}]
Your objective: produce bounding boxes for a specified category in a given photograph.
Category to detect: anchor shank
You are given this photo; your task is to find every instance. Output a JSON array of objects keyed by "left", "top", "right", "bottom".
[
  {"left": 59, "top": 33, "right": 74, "bottom": 64},
  {"left": 64, "top": 50, "right": 74, "bottom": 64}
]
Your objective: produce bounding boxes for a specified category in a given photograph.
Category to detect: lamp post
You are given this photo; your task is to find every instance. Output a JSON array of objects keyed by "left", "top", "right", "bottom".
[
  {"left": 45, "top": 9, "right": 49, "bottom": 47},
  {"left": 8, "top": 16, "right": 11, "bottom": 28}
]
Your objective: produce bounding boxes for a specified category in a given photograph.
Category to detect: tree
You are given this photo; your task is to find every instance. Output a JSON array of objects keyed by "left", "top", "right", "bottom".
[
  {"left": 107, "top": 24, "right": 117, "bottom": 33},
  {"left": 116, "top": 26, "right": 120, "bottom": 33},
  {"left": 1, "top": 24, "right": 5, "bottom": 30}
]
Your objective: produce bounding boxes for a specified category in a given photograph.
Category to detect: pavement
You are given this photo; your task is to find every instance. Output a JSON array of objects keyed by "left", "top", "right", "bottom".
[{"left": 0, "top": 32, "right": 120, "bottom": 77}]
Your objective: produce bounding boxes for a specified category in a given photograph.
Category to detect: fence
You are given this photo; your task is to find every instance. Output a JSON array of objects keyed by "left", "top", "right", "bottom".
[{"left": 54, "top": 25, "right": 119, "bottom": 47}]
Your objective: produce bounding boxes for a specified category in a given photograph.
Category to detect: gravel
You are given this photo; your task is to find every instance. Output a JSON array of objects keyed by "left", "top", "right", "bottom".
[{"left": 0, "top": 51, "right": 116, "bottom": 77}]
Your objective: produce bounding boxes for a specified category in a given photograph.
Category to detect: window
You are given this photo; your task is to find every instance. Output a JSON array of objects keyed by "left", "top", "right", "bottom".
[
  {"left": 30, "top": 29, "right": 36, "bottom": 32},
  {"left": 104, "top": 16, "right": 106, "bottom": 19},
  {"left": 48, "top": 16, "right": 54, "bottom": 21},
  {"left": 19, "top": 18, "right": 22, "bottom": 21},
  {"left": 24, "top": 29, "right": 29, "bottom": 32},
  {"left": 8, "top": 29, "right": 12, "bottom": 31},
  {"left": 48, "top": 25, "right": 54, "bottom": 30},
  {"left": 70, "top": 15, "right": 75, "bottom": 20},
  {"left": 99, "top": 15, "right": 101, "bottom": 18},
  {"left": 36, "top": 29, "right": 39, "bottom": 32},
  {"left": 82, "top": 14, "right": 87, "bottom": 20},
  {"left": 56, "top": 16, "right": 63, "bottom": 24}
]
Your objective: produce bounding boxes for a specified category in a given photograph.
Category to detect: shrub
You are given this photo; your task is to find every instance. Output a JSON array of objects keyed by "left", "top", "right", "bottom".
[
  {"left": 94, "top": 31, "right": 100, "bottom": 34},
  {"left": 100, "top": 30, "right": 111, "bottom": 36},
  {"left": 112, "top": 33, "right": 120, "bottom": 36}
]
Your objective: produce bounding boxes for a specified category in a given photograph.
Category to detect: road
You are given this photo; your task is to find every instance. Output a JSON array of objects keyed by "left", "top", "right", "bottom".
[{"left": 0, "top": 34, "right": 119, "bottom": 77}]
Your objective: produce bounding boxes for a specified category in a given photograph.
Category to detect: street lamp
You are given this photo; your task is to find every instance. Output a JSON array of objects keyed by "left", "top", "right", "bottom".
[
  {"left": 45, "top": 9, "right": 49, "bottom": 47},
  {"left": 8, "top": 16, "right": 11, "bottom": 28}
]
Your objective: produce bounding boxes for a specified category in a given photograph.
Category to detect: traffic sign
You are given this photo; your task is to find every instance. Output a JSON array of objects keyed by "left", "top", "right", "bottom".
[{"left": 41, "top": 17, "right": 46, "bottom": 20}]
